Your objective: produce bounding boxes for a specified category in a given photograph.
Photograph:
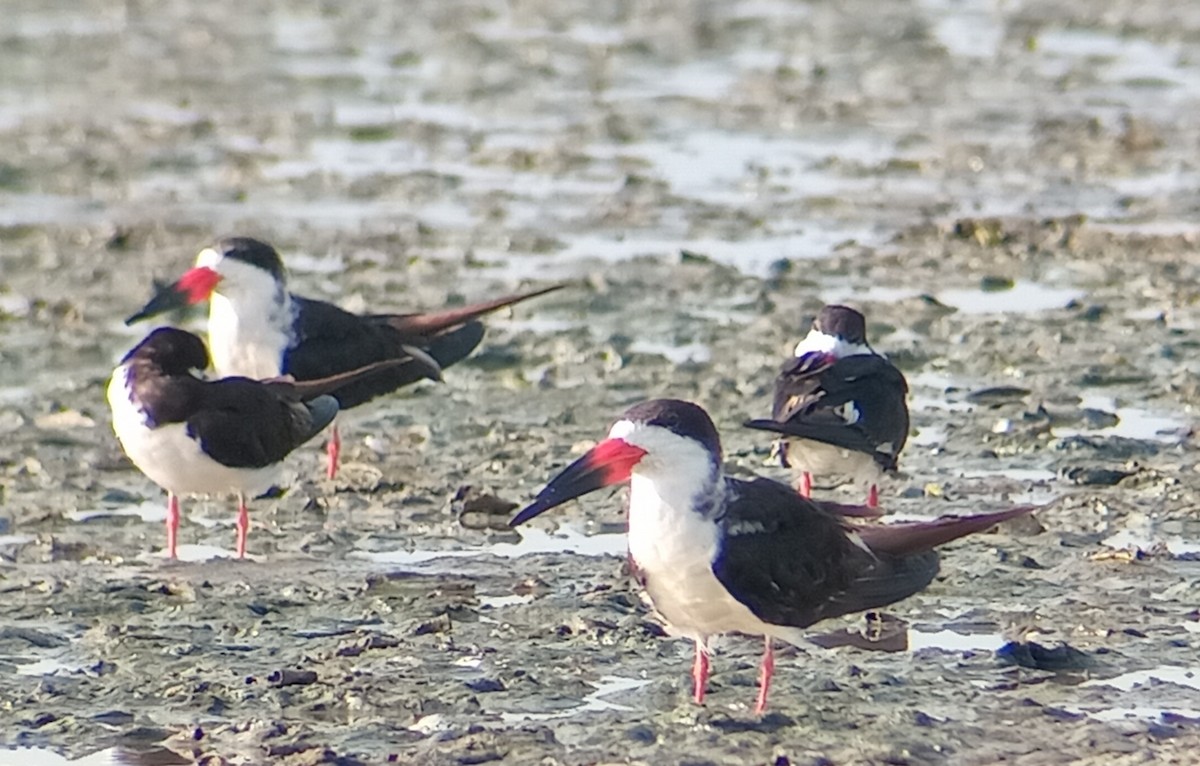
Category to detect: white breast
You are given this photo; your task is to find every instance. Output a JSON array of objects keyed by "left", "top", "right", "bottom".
[
  {"left": 107, "top": 365, "right": 282, "bottom": 498},
  {"left": 627, "top": 474, "right": 771, "bottom": 643},
  {"left": 207, "top": 294, "right": 290, "bottom": 379}
]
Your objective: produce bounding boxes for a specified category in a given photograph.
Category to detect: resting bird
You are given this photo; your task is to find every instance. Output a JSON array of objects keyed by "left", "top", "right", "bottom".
[
  {"left": 108, "top": 327, "right": 405, "bottom": 558},
  {"left": 126, "top": 236, "right": 562, "bottom": 478},
  {"left": 745, "top": 305, "right": 909, "bottom": 507}
]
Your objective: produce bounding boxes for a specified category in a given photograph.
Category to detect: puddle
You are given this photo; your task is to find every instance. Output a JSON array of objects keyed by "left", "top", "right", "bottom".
[
  {"left": 0, "top": 749, "right": 129, "bottom": 766},
  {"left": 0, "top": 534, "right": 34, "bottom": 546},
  {"left": 0, "top": 386, "right": 34, "bottom": 404},
  {"left": 1075, "top": 706, "right": 1200, "bottom": 723},
  {"left": 1082, "top": 666, "right": 1200, "bottom": 692},
  {"left": 811, "top": 614, "right": 1006, "bottom": 654},
  {"left": 917, "top": 0, "right": 1004, "bottom": 60},
  {"left": 67, "top": 502, "right": 165, "bottom": 524},
  {"left": 554, "top": 228, "right": 876, "bottom": 279},
  {"left": 627, "top": 340, "right": 711, "bottom": 365},
  {"left": 909, "top": 425, "right": 947, "bottom": 448},
  {"left": 908, "top": 628, "right": 1007, "bottom": 653},
  {"left": 959, "top": 467, "right": 1057, "bottom": 483},
  {"left": 1100, "top": 529, "right": 1200, "bottom": 558},
  {"left": 500, "top": 674, "right": 653, "bottom": 722},
  {"left": 936, "top": 283, "right": 1084, "bottom": 315},
  {"left": 478, "top": 594, "right": 535, "bottom": 610},
  {"left": 355, "top": 526, "right": 627, "bottom": 566},
  {"left": 1054, "top": 396, "right": 1191, "bottom": 443},
  {"left": 907, "top": 372, "right": 974, "bottom": 413},
  {"left": 15, "top": 656, "right": 74, "bottom": 677},
  {"left": 820, "top": 285, "right": 922, "bottom": 307}
]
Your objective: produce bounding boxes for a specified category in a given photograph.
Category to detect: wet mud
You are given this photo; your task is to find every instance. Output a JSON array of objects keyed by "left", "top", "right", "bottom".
[{"left": 1, "top": 0, "right": 1199, "bottom": 764}]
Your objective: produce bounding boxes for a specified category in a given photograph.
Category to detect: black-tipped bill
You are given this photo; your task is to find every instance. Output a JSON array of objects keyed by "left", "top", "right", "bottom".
[
  {"left": 510, "top": 438, "right": 648, "bottom": 527},
  {"left": 125, "top": 267, "right": 222, "bottom": 325}
]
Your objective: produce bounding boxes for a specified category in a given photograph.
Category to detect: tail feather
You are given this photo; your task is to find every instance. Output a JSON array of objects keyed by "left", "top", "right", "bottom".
[
  {"left": 301, "top": 395, "right": 339, "bottom": 440},
  {"left": 382, "top": 284, "right": 565, "bottom": 337},
  {"left": 269, "top": 358, "right": 438, "bottom": 400},
  {"left": 856, "top": 506, "right": 1037, "bottom": 556}
]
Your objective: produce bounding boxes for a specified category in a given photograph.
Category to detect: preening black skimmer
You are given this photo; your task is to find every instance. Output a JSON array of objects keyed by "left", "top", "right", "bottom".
[
  {"left": 126, "top": 236, "right": 562, "bottom": 479},
  {"left": 512, "top": 399, "right": 1033, "bottom": 713},
  {"left": 745, "top": 305, "right": 909, "bottom": 508},
  {"left": 108, "top": 327, "right": 405, "bottom": 558}
]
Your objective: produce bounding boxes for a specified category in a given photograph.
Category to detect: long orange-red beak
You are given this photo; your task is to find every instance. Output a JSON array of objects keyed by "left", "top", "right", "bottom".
[
  {"left": 126, "top": 267, "right": 222, "bottom": 324},
  {"left": 510, "top": 438, "right": 648, "bottom": 526}
]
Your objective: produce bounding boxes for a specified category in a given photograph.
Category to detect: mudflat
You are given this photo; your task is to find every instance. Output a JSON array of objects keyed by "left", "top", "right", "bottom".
[{"left": 1, "top": 1, "right": 1198, "bottom": 764}]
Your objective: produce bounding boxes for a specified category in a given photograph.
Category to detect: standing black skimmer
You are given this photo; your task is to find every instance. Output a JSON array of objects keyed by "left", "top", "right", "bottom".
[
  {"left": 126, "top": 236, "right": 562, "bottom": 479},
  {"left": 511, "top": 399, "right": 1033, "bottom": 713},
  {"left": 744, "top": 305, "right": 909, "bottom": 508},
  {"left": 108, "top": 327, "right": 405, "bottom": 559}
]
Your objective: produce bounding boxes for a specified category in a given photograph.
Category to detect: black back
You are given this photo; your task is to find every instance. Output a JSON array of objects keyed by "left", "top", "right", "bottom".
[
  {"left": 123, "top": 329, "right": 337, "bottom": 469},
  {"left": 747, "top": 353, "right": 910, "bottom": 470},
  {"left": 711, "top": 477, "right": 940, "bottom": 628},
  {"left": 218, "top": 237, "right": 287, "bottom": 282},
  {"left": 282, "top": 296, "right": 482, "bottom": 408}
]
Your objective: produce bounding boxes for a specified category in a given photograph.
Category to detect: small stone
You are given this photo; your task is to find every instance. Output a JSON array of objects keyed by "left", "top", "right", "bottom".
[{"left": 465, "top": 678, "right": 505, "bottom": 693}]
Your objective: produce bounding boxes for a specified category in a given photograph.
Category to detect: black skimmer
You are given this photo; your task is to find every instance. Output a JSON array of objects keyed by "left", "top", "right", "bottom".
[
  {"left": 744, "top": 305, "right": 909, "bottom": 508},
  {"left": 511, "top": 399, "right": 1033, "bottom": 713},
  {"left": 107, "top": 327, "right": 406, "bottom": 559},
  {"left": 126, "top": 236, "right": 562, "bottom": 478}
]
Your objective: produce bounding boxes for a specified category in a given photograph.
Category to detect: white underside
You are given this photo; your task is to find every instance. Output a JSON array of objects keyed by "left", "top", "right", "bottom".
[
  {"left": 617, "top": 422, "right": 806, "bottom": 647},
  {"left": 107, "top": 365, "right": 282, "bottom": 498},
  {"left": 786, "top": 438, "right": 883, "bottom": 488}
]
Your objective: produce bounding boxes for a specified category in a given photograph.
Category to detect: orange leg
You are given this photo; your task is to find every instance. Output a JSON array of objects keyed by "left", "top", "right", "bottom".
[
  {"left": 692, "top": 640, "right": 710, "bottom": 705},
  {"left": 798, "top": 472, "right": 813, "bottom": 499},
  {"left": 867, "top": 483, "right": 879, "bottom": 509},
  {"left": 753, "top": 637, "right": 775, "bottom": 715},
  {"left": 326, "top": 422, "right": 341, "bottom": 480},
  {"left": 166, "top": 493, "right": 180, "bottom": 559},
  {"left": 235, "top": 494, "right": 249, "bottom": 559}
]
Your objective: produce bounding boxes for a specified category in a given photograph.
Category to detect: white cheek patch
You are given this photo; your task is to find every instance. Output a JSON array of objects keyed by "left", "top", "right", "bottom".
[
  {"left": 793, "top": 330, "right": 838, "bottom": 357},
  {"left": 793, "top": 330, "right": 874, "bottom": 360},
  {"left": 608, "top": 419, "right": 637, "bottom": 440},
  {"left": 195, "top": 247, "right": 222, "bottom": 269}
]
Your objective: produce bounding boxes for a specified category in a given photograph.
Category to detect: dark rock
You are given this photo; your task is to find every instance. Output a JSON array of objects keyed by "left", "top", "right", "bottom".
[
  {"left": 465, "top": 678, "right": 505, "bottom": 693},
  {"left": 625, "top": 723, "right": 657, "bottom": 743},
  {"left": 996, "top": 641, "right": 1092, "bottom": 671},
  {"left": 1059, "top": 466, "right": 1133, "bottom": 486},
  {"left": 966, "top": 386, "right": 1031, "bottom": 405},
  {"left": 267, "top": 668, "right": 318, "bottom": 687}
]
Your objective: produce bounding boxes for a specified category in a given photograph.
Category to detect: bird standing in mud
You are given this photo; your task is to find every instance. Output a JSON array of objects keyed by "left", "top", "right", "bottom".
[
  {"left": 511, "top": 399, "right": 1034, "bottom": 713},
  {"left": 126, "top": 236, "right": 562, "bottom": 479},
  {"left": 745, "top": 305, "right": 909, "bottom": 508},
  {"left": 108, "top": 327, "right": 405, "bottom": 559}
]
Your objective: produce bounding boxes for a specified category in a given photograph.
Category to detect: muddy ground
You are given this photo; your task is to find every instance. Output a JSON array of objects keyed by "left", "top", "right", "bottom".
[{"left": 2, "top": 0, "right": 1200, "bottom": 764}]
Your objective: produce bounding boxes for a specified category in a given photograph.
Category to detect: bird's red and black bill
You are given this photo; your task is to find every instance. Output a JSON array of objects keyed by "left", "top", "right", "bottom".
[
  {"left": 510, "top": 438, "right": 647, "bottom": 526},
  {"left": 126, "top": 267, "right": 222, "bottom": 325}
]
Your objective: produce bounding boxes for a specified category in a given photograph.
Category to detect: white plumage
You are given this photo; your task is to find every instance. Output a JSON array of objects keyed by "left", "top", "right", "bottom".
[
  {"left": 614, "top": 419, "right": 806, "bottom": 647},
  {"left": 107, "top": 364, "right": 282, "bottom": 499}
]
